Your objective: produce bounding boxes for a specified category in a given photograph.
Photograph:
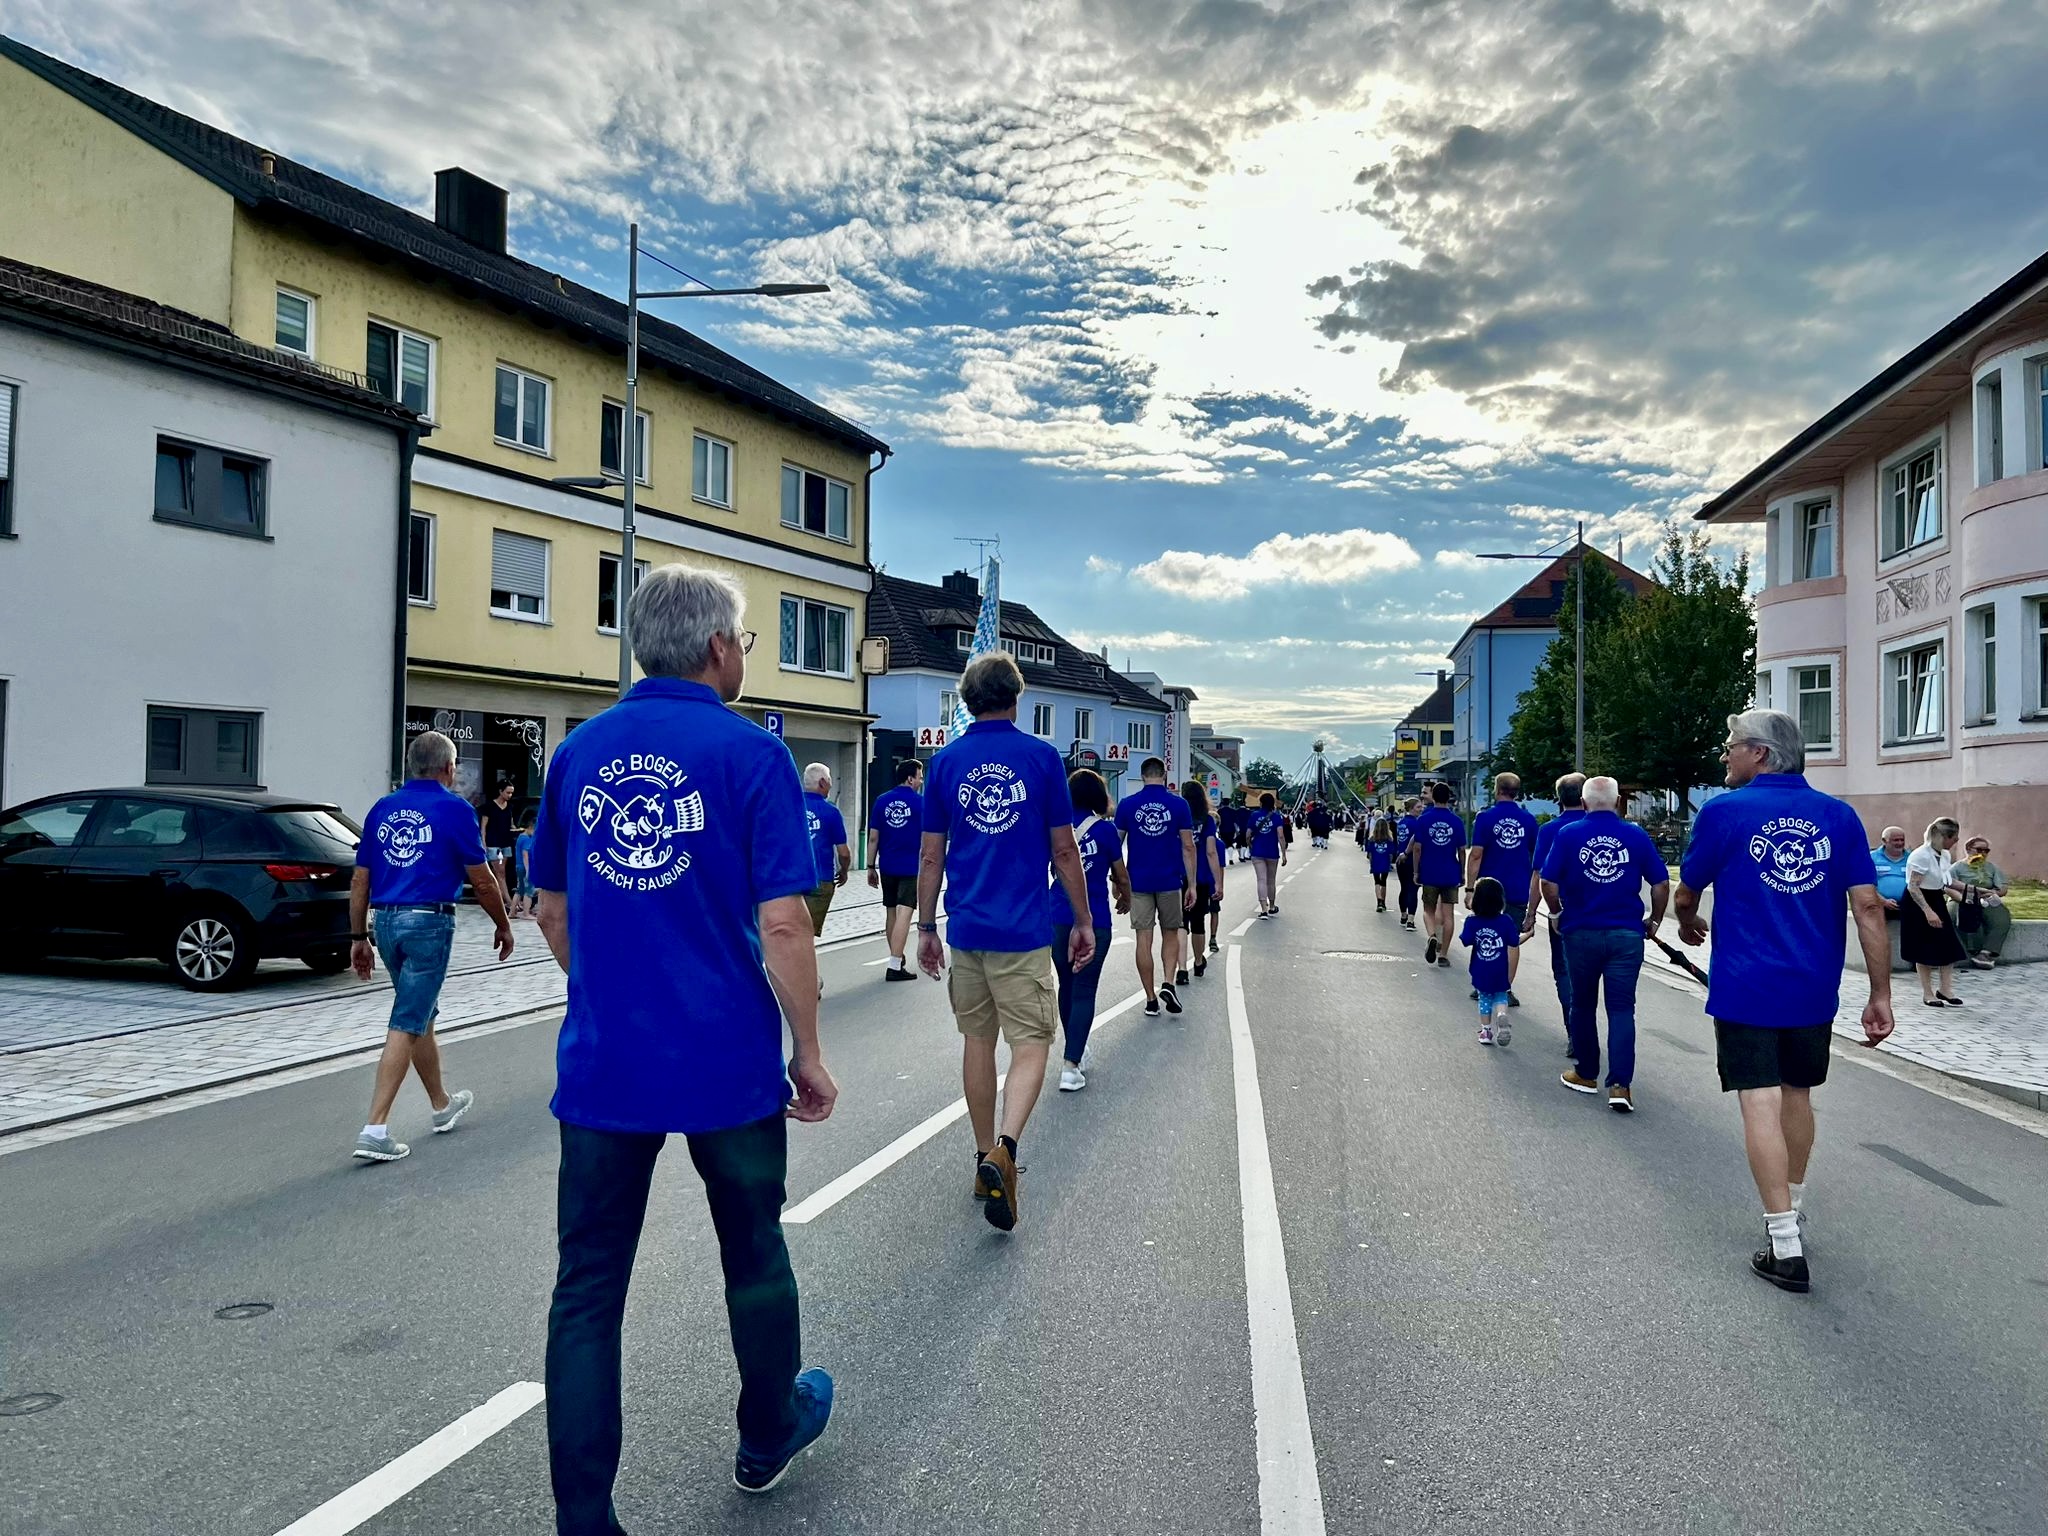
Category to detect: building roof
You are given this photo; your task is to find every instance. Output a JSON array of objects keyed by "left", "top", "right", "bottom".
[
  {"left": 869, "top": 572, "right": 1166, "bottom": 712},
  {"left": 1451, "top": 547, "right": 1659, "bottom": 650},
  {"left": 1399, "top": 673, "right": 1457, "bottom": 728},
  {"left": 0, "top": 36, "right": 889, "bottom": 458},
  {"left": 0, "top": 255, "right": 417, "bottom": 426},
  {"left": 1696, "top": 245, "right": 2048, "bottom": 524}
]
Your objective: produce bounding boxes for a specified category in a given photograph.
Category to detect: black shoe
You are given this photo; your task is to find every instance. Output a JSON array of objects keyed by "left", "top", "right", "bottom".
[
  {"left": 884, "top": 965, "right": 915, "bottom": 982},
  {"left": 1751, "top": 1248, "right": 1810, "bottom": 1293},
  {"left": 1193, "top": 958, "right": 1207, "bottom": 978},
  {"left": 1160, "top": 983, "right": 1183, "bottom": 1015},
  {"left": 1209, "top": 939, "right": 1220, "bottom": 954},
  {"left": 1144, "top": 997, "right": 1161, "bottom": 1017},
  {"left": 1176, "top": 968, "right": 1191, "bottom": 987},
  {"left": 1437, "top": 956, "right": 1451, "bottom": 968},
  {"left": 1425, "top": 936, "right": 1439, "bottom": 965},
  {"left": 1469, "top": 987, "right": 1479, "bottom": 1000},
  {"left": 1507, "top": 991, "right": 1521, "bottom": 1008}
]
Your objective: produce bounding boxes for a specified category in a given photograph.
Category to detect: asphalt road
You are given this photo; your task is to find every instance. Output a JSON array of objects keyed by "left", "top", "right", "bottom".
[{"left": 2, "top": 848, "right": 2044, "bottom": 1535}]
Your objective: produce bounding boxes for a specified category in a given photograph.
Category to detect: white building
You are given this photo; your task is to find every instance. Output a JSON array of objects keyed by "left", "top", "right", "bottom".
[
  {"left": 1124, "top": 672, "right": 1199, "bottom": 786},
  {"left": 0, "top": 259, "right": 419, "bottom": 812}
]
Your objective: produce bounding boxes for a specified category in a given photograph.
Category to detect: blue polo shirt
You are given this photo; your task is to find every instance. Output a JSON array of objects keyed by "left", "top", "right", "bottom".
[
  {"left": 1248, "top": 809, "right": 1284, "bottom": 859},
  {"left": 1532, "top": 807, "right": 1584, "bottom": 892},
  {"left": 1194, "top": 814, "right": 1225, "bottom": 885},
  {"left": 1115, "top": 783, "right": 1194, "bottom": 893},
  {"left": 1050, "top": 810, "right": 1119, "bottom": 934},
  {"left": 357, "top": 777, "right": 490, "bottom": 905},
  {"left": 1472, "top": 800, "right": 1541, "bottom": 896},
  {"left": 527, "top": 677, "right": 817, "bottom": 1135},
  {"left": 1540, "top": 810, "right": 1670, "bottom": 933},
  {"left": 1461, "top": 913, "right": 1520, "bottom": 992},
  {"left": 1411, "top": 805, "right": 1467, "bottom": 887},
  {"left": 804, "top": 792, "right": 847, "bottom": 885},
  {"left": 869, "top": 786, "right": 924, "bottom": 878},
  {"left": 1870, "top": 845, "right": 1911, "bottom": 902},
  {"left": 1369, "top": 839, "right": 1394, "bottom": 876},
  {"left": 924, "top": 718, "right": 1074, "bottom": 951},
  {"left": 1679, "top": 773, "right": 1878, "bottom": 1029}
]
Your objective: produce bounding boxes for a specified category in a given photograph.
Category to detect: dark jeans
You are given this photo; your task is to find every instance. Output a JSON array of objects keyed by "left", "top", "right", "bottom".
[
  {"left": 1547, "top": 921, "right": 1573, "bottom": 1021},
  {"left": 1564, "top": 926, "right": 1643, "bottom": 1086},
  {"left": 547, "top": 1115, "right": 801, "bottom": 1535},
  {"left": 1396, "top": 861, "right": 1419, "bottom": 918},
  {"left": 1054, "top": 924, "right": 1110, "bottom": 1065}
]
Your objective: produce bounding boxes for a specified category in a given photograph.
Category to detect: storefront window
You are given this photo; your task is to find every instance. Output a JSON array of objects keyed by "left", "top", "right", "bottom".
[{"left": 404, "top": 706, "right": 547, "bottom": 812}]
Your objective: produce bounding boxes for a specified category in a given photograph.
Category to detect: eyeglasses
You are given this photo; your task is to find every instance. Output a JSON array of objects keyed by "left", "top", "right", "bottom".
[{"left": 737, "top": 630, "right": 757, "bottom": 654}]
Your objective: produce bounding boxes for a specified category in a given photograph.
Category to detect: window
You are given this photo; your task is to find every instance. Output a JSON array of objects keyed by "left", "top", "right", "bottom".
[
  {"left": 693, "top": 433, "right": 733, "bottom": 507},
  {"left": 1019, "top": 642, "right": 1055, "bottom": 665},
  {"left": 1881, "top": 442, "right": 1941, "bottom": 560},
  {"left": 955, "top": 630, "right": 973, "bottom": 652},
  {"left": 1074, "top": 707, "right": 1093, "bottom": 741},
  {"left": 597, "top": 553, "right": 649, "bottom": 633},
  {"left": 2037, "top": 357, "right": 2048, "bottom": 471},
  {"left": 940, "top": 690, "right": 958, "bottom": 724},
  {"left": 778, "top": 595, "right": 852, "bottom": 675},
  {"left": 367, "top": 322, "right": 434, "bottom": 417},
  {"left": 88, "top": 798, "right": 199, "bottom": 851},
  {"left": 0, "top": 796, "right": 94, "bottom": 852},
  {"left": 1796, "top": 498, "right": 1834, "bottom": 580},
  {"left": 780, "top": 464, "right": 852, "bottom": 541},
  {"left": 1754, "top": 670, "right": 1773, "bottom": 711},
  {"left": 1977, "top": 374, "right": 2004, "bottom": 484},
  {"left": 274, "top": 288, "right": 314, "bottom": 356},
  {"left": 0, "top": 381, "right": 13, "bottom": 535},
  {"left": 1884, "top": 638, "right": 1945, "bottom": 745},
  {"left": 600, "top": 401, "right": 650, "bottom": 484},
  {"left": 1127, "top": 721, "right": 1153, "bottom": 752},
  {"left": 1443, "top": 728, "right": 1455, "bottom": 747},
  {"left": 1031, "top": 703, "right": 1054, "bottom": 737},
  {"left": 406, "top": 513, "right": 435, "bottom": 605},
  {"left": 494, "top": 365, "right": 550, "bottom": 453},
  {"left": 2034, "top": 599, "right": 2048, "bottom": 716},
  {"left": 1965, "top": 606, "right": 1996, "bottom": 723},
  {"left": 1794, "top": 664, "right": 1834, "bottom": 750},
  {"left": 490, "top": 529, "right": 549, "bottom": 621},
  {"left": 153, "top": 437, "right": 267, "bottom": 537},
  {"left": 145, "top": 706, "right": 261, "bottom": 787}
]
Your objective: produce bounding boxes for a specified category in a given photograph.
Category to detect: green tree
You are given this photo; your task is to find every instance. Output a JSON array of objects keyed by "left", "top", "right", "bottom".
[
  {"left": 1243, "top": 756, "right": 1289, "bottom": 792},
  {"left": 1499, "top": 554, "right": 1634, "bottom": 790}
]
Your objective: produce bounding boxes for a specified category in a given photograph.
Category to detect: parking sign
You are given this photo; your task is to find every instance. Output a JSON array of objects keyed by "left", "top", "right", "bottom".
[{"left": 763, "top": 711, "right": 784, "bottom": 739}]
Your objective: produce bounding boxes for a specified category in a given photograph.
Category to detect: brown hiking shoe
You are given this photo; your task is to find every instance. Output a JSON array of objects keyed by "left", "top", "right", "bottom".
[
  {"left": 978, "top": 1143, "right": 1019, "bottom": 1231},
  {"left": 1608, "top": 1084, "right": 1635, "bottom": 1113},
  {"left": 1560, "top": 1070, "right": 1599, "bottom": 1095},
  {"left": 973, "top": 1151, "right": 995, "bottom": 1200}
]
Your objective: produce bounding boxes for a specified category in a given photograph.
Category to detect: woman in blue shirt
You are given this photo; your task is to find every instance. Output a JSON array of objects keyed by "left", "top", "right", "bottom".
[
  {"left": 1055, "top": 769, "right": 1129, "bottom": 1092},
  {"left": 1183, "top": 780, "right": 1226, "bottom": 977},
  {"left": 1247, "top": 791, "right": 1287, "bottom": 918}
]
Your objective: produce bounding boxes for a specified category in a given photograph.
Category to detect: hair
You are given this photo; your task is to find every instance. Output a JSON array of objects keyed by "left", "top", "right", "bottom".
[
  {"left": 1260, "top": 791, "right": 1276, "bottom": 810},
  {"left": 802, "top": 762, "right": 832, "bottom": 793},
  {"left": 1494, "top": 772, "right": 1521, "bottom": 799},
  {"left": 1583, "top": 775, "right": 1621, "bottom": 810},
  {"left": 1724, "top": 707, "right": 1806, "bottom": 774},
  {"left": 1140, "top": 756, "right": 1167, "bottom": 781},
  {"left": 1182, "top": 779, "right": 1212, "bottom": 821},
  {"left": 493, "top": 780, "right": 516, "bottom": 801},
  {"left": 1964, "top": 832, "right": 1990, "bottom": 852},
  {"left": 1069, "top": 767, "right": 1110, "bottom": 818},
  {"left": 1470, "top": 875, "right": 1505, "bottom": 918},
  {"left": 1371, "top": 817, "right": 1393, "bottom": 842},
  {"left": 1554, "top": 772, "right": 1585, "bottom": 808},
  {"left": 1405, "top": 796, "right": 1422, "bottom": 811},
  {"left": 1881, "top": 825, "right": 1907, "bottom": 842},
  {"left": 959, "top": 651, "right": 1025, "bottom": 716},
  {"left": 629, "top": 562, "right": 744, "bottom": 679},
  {"left": 406, "top": 730, "right": 457, "bottom": 780},
  {"left": 1430, "top": 781, "right": 1452, "bottom": 805},
  {"left": 1925, "top": 817, "right": 1959, "bottom": 847},
  {"left": 893, "top": 757, "right": 923, "bottom": 786}
]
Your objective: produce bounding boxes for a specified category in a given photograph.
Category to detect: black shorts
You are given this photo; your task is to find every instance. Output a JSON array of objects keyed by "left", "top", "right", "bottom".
[
  {"left": 879, "top": 873, "right": 918, "bottom": 910},
  {"left": 1714, "top": 1019, "right": 1832, "bottom": 1093},
  {"left": 1194, "top": 882, "right": 1217, "bottom": 917}
]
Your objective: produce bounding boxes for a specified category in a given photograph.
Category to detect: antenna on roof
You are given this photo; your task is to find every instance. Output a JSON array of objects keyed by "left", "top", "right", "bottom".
[{"left": 954, "top": 536, "right": 1000, "bottom": 582}]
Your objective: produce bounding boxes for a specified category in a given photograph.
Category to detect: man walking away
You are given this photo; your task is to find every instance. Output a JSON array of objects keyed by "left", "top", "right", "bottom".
[
  {"left": 347, "top": 730, "right": 513, "bottom": 1164},
  {"left": 1540, "top": 775, "right": 1668, "bottom": 1112},
  {"left": 1116, "top": 756, "right": 1197, "bottom": 1016},
  {"left": 1529, "top": 773, "right": 1587, "bottom": 1046},
  {"left": 1407, "top": 782, "right": 1466, "bottom": 969},
  {"left": 868, "top": 758, "right": 925, "bottom": 980},
  {"left": 1394, "top": 796, "right": 1422, "bottom": 929},
  {"left": 1675, "top": 709, "right": 1893, "bottom": 1293},
  {"left": 801, "top": 763, "right": 851, "bottom": 940},
  {"left": 918, "top": 652, "right": 1094, "bottom": 1232},
  {"left": 1468, "top": 773, "right": 1539, "bottom": 1007},
  {"left": 532, "top": 563, "right": 840, "bottom": 1516}
]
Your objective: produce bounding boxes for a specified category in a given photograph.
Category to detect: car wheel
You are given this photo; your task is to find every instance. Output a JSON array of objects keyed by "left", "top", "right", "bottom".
[
  {"left": 302, "top": 946, "right": 352, "bottom": 975},
  {"left": 170, "top": 909, "right": 257, "bottom": 991}
]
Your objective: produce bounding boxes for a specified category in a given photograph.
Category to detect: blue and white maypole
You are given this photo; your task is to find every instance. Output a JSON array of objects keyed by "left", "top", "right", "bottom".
[{"left": 951, "top": 555, "right": 1002, "bottom": 739}]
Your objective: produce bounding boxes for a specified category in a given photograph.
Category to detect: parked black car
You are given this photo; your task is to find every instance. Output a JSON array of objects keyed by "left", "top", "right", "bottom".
[{"left": 0, "top": 788, "right": 361, "bottom": 991}]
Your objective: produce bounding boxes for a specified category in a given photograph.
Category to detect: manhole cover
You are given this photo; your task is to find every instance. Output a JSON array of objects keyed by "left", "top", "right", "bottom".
[
  {"left": 1320, "top": 951, "right": 1402, "bottom": 961},
  {"left": 214, "top": 1302, "right": 274, "bottom": 1321},
  {"left": 0, "top": 1393, "right": 62, "bottom": 1417}
]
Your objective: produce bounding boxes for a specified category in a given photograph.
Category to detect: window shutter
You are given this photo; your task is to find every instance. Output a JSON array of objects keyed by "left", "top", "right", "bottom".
[
  {"left": 492, "top": 530, "right": 547, "bottom": 598},
  {"left": 0, "top": 384, "right": 14, "bottom": 465},
  {"left": 366, "top": 325, "right": 396, "bottom": 400}
]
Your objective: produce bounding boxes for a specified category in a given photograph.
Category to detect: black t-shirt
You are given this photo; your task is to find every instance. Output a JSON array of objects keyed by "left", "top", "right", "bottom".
[{"left": 482, "top": 802, "right": 515, "bottom": 848}]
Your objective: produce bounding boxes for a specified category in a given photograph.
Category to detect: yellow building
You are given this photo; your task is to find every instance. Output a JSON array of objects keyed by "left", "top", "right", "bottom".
[{"left": 0, "top": 37, "right": 890, "bottom": 806}]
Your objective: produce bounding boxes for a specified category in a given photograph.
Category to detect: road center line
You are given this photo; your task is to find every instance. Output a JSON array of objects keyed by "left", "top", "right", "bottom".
[
  {"left": 273, "top": 1381, "right": 544, "bottom": 1535},
  {"left": 1224, "top": 943, "right": 1326, "bottom": 1534}
]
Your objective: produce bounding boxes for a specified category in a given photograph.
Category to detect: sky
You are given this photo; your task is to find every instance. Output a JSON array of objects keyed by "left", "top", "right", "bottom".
[{"left": 13, "top": 0, "right": 2048, "bottom": 767}]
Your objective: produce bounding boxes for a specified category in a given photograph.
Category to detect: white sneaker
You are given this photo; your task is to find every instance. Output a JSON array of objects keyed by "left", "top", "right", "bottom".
[{"left": 1059, "top": 1065, "right": 1086, "bottom": 1092}]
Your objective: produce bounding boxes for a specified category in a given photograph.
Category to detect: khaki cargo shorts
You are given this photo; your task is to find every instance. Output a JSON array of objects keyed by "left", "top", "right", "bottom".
[
  {"left": 804, "top": 881, "right": 836, "bottom": 937},
  {"left": 948, "top": 947, "right": 1057, "bottom": 1046},
  {"left": 1129, "top": 889, "right": 1187, "bottom": 932}
]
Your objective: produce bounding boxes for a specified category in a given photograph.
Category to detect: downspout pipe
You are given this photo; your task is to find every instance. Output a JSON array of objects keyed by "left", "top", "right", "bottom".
[
  {"left": 857, "top": 446, "right": 892, "bottom": 862},
  {"left": 391, "top": 429, "right": 419, "bottom": 790}
]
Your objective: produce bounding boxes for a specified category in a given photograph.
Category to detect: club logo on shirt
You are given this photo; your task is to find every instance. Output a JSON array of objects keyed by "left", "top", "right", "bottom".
[
  {"left": 959, "top": 762, "right": 1027, "bottom": 834},
  {"left": 578, "top": 753, "right": 705, "bottom": 890},
  {"left": 882, "top": 800, "right": 915, "bottom": 829},
  {"left": 1132, "top": 801, "right": 1174, "bottom": 837},
  {"left": 1473, "top": 929, "right": 1506, "bottom": 962},
  {"left": 1748, "top": 817, "right": 1831, "bottom": 895},
  {"left": 1426, "top": 820, "right": 1456, "bottom": 846},
  {"left": 376, "top": 808, "right": 433, "bottom": 867},
  {"left": 807, "top": 808, "right": 823, "bottom": 837},
  {"left": 1491, "top": 818, "right": 1527, "bottom": 850},
  {"left": 1580, "top": 835, "right": 1630, "bottom": 883}
]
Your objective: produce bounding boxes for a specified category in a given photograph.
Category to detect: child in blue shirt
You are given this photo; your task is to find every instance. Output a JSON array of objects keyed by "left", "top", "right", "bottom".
[
  {"left": 512, "top": 818, "right": 537, "bottom": 919},
  {"left": 1367, "top": 818, "right": 1395, "bottom": 912},
  {"left": 1459, "top": 876, "right": 1521, "bottom": 1046}
]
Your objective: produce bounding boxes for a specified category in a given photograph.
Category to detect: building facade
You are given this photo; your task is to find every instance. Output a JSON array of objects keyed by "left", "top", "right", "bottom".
[
  {"left": 0, "top": 260, "right": 417, "bottom": 812},
  {"left": 0, "top": 38, "right": 889, "bottom": 813},
  {"left": 1701, "top": 249, "right": 2048, "bottom": 875},
  {"left": 1122, "top": 673, "right": 1198, "bottom": 786}
]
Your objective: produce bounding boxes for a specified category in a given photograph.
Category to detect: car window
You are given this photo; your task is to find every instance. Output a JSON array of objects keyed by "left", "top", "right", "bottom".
[
  {"left": 86, "top": 798, "right": 200, "bottom": 852},
  {"left": 0, "top": 799, "right": 99, "bottom": 857},
  {"left": 266, "top": 809, "right": 360, "bottom": 859}
]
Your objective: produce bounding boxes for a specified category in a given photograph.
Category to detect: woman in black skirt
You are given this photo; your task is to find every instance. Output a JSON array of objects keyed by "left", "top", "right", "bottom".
[{"left": 1902, "top": 816, "right": 1968, "bottom": 1006}]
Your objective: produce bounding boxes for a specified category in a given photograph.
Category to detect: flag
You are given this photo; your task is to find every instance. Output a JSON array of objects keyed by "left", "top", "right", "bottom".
[{"left": 951, "top": 556, "right": 1001, "bottom": 738}]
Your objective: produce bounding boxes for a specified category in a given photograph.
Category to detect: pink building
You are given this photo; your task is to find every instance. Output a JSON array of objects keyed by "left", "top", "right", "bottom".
[{"left": 1700, "top": 252, "right": 2048, "bottom": 877}]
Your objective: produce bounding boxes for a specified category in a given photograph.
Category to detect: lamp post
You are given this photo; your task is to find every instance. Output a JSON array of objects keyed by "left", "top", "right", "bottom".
[
  {"left": 557, "top": 222, "right": 829, "bottom": 698},
  {"left": 1478, "top": 516, "right": 1586, "bottom": 773}
]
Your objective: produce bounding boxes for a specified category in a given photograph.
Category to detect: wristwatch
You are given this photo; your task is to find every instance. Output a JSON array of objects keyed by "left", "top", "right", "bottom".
[
  {"left": 349, "top": 932, "right": 369, "bottom": 942},
  {"left": 916, "top": 921, "right": 938, "bottom": 933}
]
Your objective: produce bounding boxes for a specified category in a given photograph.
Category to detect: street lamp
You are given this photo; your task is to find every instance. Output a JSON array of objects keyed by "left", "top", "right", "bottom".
[
  {"left": 556, "top": 223, "right": 830, "bottom": 698},
  {"left": 1478, "top": 517, "right": 1586, "bottom": 773},
  {"left": 1416, "top": 665, "right": 1476, "bottom": 802}
]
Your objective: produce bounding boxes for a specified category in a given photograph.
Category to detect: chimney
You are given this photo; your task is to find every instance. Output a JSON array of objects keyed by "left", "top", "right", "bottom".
[
  {"left": 1438, "top": 669, "right": 1448, "bottom": 689},
  {"left": 433, "top": 168, "right": 508, "bottom": 254},
  {"left": 940, "top": 570, "right": 979, "bottom": 602}
]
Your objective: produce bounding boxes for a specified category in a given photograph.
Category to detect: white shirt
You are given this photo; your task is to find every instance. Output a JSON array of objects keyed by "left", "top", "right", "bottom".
[{"left": 1905, "top": 843, "right": 1952, "bottom": 892}]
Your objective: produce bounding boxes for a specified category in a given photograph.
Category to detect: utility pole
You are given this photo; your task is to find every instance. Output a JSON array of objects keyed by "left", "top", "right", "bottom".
[{"left": 1574, "top": 517, "right": 1585, "bottom": 774}]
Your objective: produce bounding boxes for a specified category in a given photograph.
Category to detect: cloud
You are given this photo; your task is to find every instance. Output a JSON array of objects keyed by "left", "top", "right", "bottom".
[
  {"left": 1083, "top": 554, "right": 1124, "bottom": 575},
  {"left": 1132, "top": 528, "right": 1420, "bottom": 598},
  {"left": 1433, "top": 549, "right": 1489, "bottom": 571}
]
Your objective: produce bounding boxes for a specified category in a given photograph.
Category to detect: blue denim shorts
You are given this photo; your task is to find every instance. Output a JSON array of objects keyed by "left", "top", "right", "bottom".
[{"left": 373, "top": 908, "right": 456, "bottom": 1036}]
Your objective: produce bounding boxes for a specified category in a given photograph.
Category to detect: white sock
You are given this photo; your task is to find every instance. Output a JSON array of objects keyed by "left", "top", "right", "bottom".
[
  {"left": 1788, "top": 1181, "right": 1806, "bottom": 1214},
  {"left": 889, "top": 954, "right": 905, "bottom": 970},
  {"left": 363, "top": 1123, "right": 387, "bottom": 1139},
  {"left": 1764, "top": 1209, "right": 1803, "bottom": 1260}
]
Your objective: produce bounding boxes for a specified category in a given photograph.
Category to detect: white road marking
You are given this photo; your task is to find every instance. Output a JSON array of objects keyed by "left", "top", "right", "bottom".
[
  {"left": 273, "top": 1381, "right": 545, "bottom": 1535},
  {"left": 1231, "top": 916, "right": 1259, "bottom": 938},
  {"left": 783, "top": 987, "right": 1148, "bottom": 1225},
  {"left": 1224, "top": 944, "right": 1327, "bottom": 1534}
]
